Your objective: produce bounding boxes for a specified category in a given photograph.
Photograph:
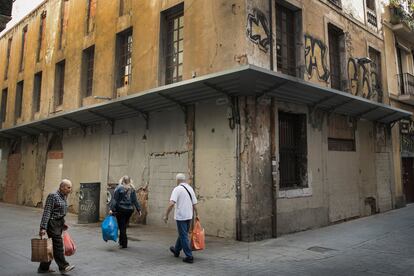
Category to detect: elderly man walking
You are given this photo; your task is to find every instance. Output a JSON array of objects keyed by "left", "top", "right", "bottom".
[
  {"left": 38, "top": 179, "right": 75, "bottom": 274},
  {"left": 163, "top": 173, "right": 198, "bottom": 263}
]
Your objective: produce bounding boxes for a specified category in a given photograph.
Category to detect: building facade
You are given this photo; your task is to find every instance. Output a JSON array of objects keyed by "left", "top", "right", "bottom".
[{"left": 0, "top": 0, "right": 410, "bottom": 241}]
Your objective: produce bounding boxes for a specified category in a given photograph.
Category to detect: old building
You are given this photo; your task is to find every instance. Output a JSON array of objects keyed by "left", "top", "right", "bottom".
[
  {"left": 0, "top": 0, "right": 410, "bottom": 241},
  {"left": 383, "top": 0, "right": 414, "bottom": 206}
]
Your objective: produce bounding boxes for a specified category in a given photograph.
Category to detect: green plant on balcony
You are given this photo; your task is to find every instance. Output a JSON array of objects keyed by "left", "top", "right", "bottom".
[{"left": 389, "top": 0, "right": 414, "bottom": 30}]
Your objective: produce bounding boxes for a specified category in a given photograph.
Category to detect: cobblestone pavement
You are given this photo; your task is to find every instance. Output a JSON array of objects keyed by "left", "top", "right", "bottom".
[{"left": 1, "top": 202, "right": 414, "bottom": 275}]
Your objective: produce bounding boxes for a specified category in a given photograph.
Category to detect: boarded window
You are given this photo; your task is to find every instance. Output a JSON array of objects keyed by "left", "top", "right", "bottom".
[
  {"left": 4, "top": 38, "right": 12, "bottom": 80},
  {"left": 82, "top": 46, "right": 95, "bottom": 97},
  {"left": 279, "top": 112, "right": 308, "bottom": 189},
  {"left": 116, "top": 28, "right": 133, "bottom": 88},
  {"left": 55, "top": 60, "right": 66, "bottom": 106},
  {"left": 369, "top": 47, "right": 382, "bottom": 102},
  {"left": 328, "top": 24, "right": 344, "bottom": 90},
  {"left": 19, "top": 26, "right": 28, "bottom": 72},
  {"left": 37, "top": 11, "right": 46, "bottom": 62},
  {"left": 328, "top": 114, "right": 355, "bottom": 151},
  {"left": 1, "top": 88, "right": 7, "bottom": 124},
  {"left": 15, "top": 81, "right": 24, "bottom": 119},
  {"left": 33, "top": 72, "right": 42, "bottom": 113},
  {"left": 86, "top": 0, "right": 97, "bottom": 33},
  {"left": 162, "top": 4, "right": 184, "bottom": 85},
  {"left": 276, "top": 4, "right": 298, "bottom": 77},
  {"left": 59, "top": 0, "right": 70, "bottom": 49}
]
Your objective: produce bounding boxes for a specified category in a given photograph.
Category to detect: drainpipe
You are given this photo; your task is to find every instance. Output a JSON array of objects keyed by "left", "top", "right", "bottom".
[
  {"left": 269, "top": 0, "right": 274, "bottom": 71},
  {"left": 235, "top": 97, "right": 242, "bottom": 241}
]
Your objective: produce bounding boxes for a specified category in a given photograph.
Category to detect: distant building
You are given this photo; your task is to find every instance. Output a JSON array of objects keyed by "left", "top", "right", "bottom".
[{"left": 0, "top": 0, "right": 411, "bottom": 241}]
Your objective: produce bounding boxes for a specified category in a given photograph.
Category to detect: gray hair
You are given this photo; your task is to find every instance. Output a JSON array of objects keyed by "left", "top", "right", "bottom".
[
  {"left": 175, "top": 173, "right": 186, "bottom": 181},
  {"left": 60, "top": 179, "right": 72, "bottom": 188}
]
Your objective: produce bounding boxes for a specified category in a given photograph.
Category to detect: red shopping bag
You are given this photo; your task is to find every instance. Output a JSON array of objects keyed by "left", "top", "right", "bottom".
[
  {"left": 190, "top": 217, "right": 205, "bottom": 251},
  {"left": 63, "top": 231, "right": 76, "bottom": 256}
]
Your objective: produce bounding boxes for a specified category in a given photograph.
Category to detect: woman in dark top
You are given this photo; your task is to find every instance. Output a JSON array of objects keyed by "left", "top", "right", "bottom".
[{"left": 109, "top": 175, "right": 142, "bottom": 248}]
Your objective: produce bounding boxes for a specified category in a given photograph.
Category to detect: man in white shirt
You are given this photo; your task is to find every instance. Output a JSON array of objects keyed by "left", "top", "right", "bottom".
[{"left": 163, "top": 173, "right": 198, "bottom": 263}]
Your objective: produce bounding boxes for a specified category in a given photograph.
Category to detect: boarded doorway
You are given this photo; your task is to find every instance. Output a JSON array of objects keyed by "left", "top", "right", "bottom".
[
  {"left": 4, "top": 141, "right": 21, "bottom": 203},
  {"left": 402, "top": 158, "right": 414, "bottom": 203}
]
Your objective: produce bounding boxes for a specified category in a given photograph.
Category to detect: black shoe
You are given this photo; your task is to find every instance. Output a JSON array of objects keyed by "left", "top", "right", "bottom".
[
  {"left": 183, "top": 256, "right": 194, "bottom": 263},
  {"left": 37, "top": 268, "right": 55, "bottom": 274},
  {"left": 170, "top": 246, "right": 179, "bottom": 257},
  {"left": 59, "top": 265, "right": 75, "bottom": 274}
]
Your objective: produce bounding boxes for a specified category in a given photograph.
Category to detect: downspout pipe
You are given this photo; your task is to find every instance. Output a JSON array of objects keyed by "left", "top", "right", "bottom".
[
  {"left": 269, "top": 0, "right": 274, "bottom": 71},
  {"left": 235, "top": 97, "right": 242, "bottom": 241}
]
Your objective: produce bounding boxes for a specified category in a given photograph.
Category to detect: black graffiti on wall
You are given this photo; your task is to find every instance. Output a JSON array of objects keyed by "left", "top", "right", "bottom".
[
  {"left": 246, "top": 8, "right": 270, "bottom": 52},
  {"left": 304, "top": 34, "right": 330, "bottom": 82}
]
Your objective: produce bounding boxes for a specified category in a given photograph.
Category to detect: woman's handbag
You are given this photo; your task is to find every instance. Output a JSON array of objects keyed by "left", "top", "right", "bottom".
[
  {"left": 63, "top": 231, "right": 76, "bottom": 256},
  {"left": 191, "top": 217, "right": 205, "bottom": 251},
  {"left": 31, "top": 237, "right": 53, "bottom": 262}
]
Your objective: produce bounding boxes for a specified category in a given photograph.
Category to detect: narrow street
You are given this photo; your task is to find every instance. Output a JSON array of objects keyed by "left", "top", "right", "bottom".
[{"left": 1, "top": 202, "right": 413, "bottom": 275}]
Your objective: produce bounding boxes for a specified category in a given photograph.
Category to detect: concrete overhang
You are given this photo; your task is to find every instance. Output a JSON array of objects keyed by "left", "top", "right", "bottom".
[
  {"left": 0, "top": 64, "right": 411, "bottom": 139},
  {"left": 392, "top": 23, "right": 414, "bottom": 44}
]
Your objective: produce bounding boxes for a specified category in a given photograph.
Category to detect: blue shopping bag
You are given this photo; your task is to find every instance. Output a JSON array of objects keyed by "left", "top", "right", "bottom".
[{"left": 101, "top": 215, "right": 118, "bottom": 242}]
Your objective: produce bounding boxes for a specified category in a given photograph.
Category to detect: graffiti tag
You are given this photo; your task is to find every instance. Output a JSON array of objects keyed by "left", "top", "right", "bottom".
[
  {"left": 347, "top": 58, "right": 382, "bottom": 102},
  {"left": 246, "top": 9, "right": 270, "bottom": 52},
  {"left": 304, "top": 34, "right": 330, "bottom": 82}
]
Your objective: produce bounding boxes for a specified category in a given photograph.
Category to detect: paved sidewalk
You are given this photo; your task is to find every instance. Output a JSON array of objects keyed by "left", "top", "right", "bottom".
[{"left": 1, "top": 202, "right": 414, "bottom": 275}]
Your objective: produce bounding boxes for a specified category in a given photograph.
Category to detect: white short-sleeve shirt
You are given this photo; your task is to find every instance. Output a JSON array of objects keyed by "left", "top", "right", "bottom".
[{"left": 170, "top": 183, "right": 197, "bottom": 221}]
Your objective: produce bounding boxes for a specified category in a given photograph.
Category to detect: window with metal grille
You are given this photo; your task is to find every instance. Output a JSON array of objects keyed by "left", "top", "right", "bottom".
[
  {"left": 4, "top": 37, "right": 12, "bottom": 80},
  {"left": 328, "top": 114, "right": 355, "bottom": 151},
  {"left": 55, "top": 60, "right": 65, "bottom": 106},
  {"left": 19, "top": 26, "right": 28, "bottom": 72},
  {"left": 1, "top": 88, "right": 7, "bottom": 124},
  {"left": 116, "top": 28, "right": 133, "bottom": 88},
  {"left": 86, "top": 0, "right": 96, "bottom": 33},
  {"left": 328, "top": 24, "right": 343, "bottom": 90},
  {"left": 15, "top": 81, "right": 24, "bottom": 119},
  {"left": 328, "top": 0, "right": 342, "bottom": 8},
  {"left": 82, "top": 46, "right": 95, "bottom": 97},
  {"left": 33, "top": 72, "right": 42, "bottom": 113},
  {"left": 163, "top": 4, "right": 184, "bottom": 85},
  {"left": 58, "top": 0, "right": 69, "bottom": 49},
  {"left": 369, "top": 47, "right": 382, "bottom": 102},
  {"left": 276, "top": 4, "right": 297, "bottom": 77},
  {"left": 36, "top": 11, "right": 46, "bottom": 62},
  {"left": 278, "top": 112, "right": 308, "bottom": 189}
]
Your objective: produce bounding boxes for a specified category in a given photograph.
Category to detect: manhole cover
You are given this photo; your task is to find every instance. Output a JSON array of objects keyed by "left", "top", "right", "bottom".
[{"left": 307, "top": 246, "right": 336, "bottom": 253}]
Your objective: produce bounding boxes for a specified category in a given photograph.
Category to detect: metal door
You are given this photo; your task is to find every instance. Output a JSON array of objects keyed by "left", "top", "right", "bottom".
[{"left": 78, "top": 182, "right": 100, "bottom": 223}]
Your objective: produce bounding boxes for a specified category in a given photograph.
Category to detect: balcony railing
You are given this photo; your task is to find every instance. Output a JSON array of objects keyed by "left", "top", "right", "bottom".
[
  {"left": 398, "top": 73, "right": 414, "bottom": 96},
  {"left": 367, "top": 9, "right": 378, "bottom": 27}
]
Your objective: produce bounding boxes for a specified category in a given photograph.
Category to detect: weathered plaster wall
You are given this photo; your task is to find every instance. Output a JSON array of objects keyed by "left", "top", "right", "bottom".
[
  {"left": 0, "top": 142, "right": 9, "bottom": 201},
  {"left": 195, "top": 99, "right": 236, "bottom": 238}
]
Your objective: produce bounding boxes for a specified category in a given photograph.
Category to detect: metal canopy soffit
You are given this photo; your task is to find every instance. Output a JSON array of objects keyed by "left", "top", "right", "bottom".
[{"left": 0, "top": 64, "right": 411, "bottom": 138}]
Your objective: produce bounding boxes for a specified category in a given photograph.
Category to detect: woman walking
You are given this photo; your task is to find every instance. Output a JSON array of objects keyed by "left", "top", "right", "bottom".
[{"left": 109, "top": 176, "right": 142, "bottom": 248}]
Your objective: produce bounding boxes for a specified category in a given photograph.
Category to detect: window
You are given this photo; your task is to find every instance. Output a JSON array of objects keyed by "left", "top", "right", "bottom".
[
  {"left": 58, "top": 0, "right": 70, "bottom": 49},
  {"left": 161, "top": 4, "right": 184, "bottom": 85},
  {"left": 1, "top": 88, "right": 7, "bottom": 124},
  {"left": 15, "top": 81, "right": 24, "bottom": 119},
  {"left": 278, "top": 112, "right": 308, "bottom": 189},
  {"left": 328, "top": 114, "right": 355, "bottom": 151},
  {"left": 328, "top": 24, "right": 344, "bottom": 90},
  {"left": 4, "top": 37, "right": 12, "bottom": 80},
  {"left": 82, "top": 46, "right": 95, "bottom": 97},
  {"left": 369, "top": 47, "right": 382, "bottom": 102},
  {"left": 19, "top": 26, "right": 28, "bottom": 72},
  {"left": 328, "top": 0, "right": 342, "bottom": 8},
  {"left": 116, "top": 28, "right": 133, "bottom": 88},
  {"left": 33, "top": 72, "right": 42, "bottom": 113},
  {"left": 55, "top": 60, "right": 66, "bottom": 106},
  {"left": 366, "top": 0, "right": 377, "bottom": 27},
  {"left": 276, "top": 4, "right": 299, "bottom": 77},
  {"left": 119, "top": 0, "right": 131, "bottom": 16},
  {"left": 86, "top": 0, "right": 97, "bottom": 33},
  {"left": 36, "top": 11, "right": 46, "bottom": 62}
]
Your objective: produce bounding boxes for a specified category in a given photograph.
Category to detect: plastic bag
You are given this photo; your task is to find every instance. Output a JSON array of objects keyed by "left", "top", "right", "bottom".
[
  {"left": 191, "top": 217, "right": 205, "bottom": 251},
  {"left": 101, "top": 215, "right": 118, "bottom": 242},
  {"left": 63, "top": 231, "right": 76, "bottom": 256}
]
